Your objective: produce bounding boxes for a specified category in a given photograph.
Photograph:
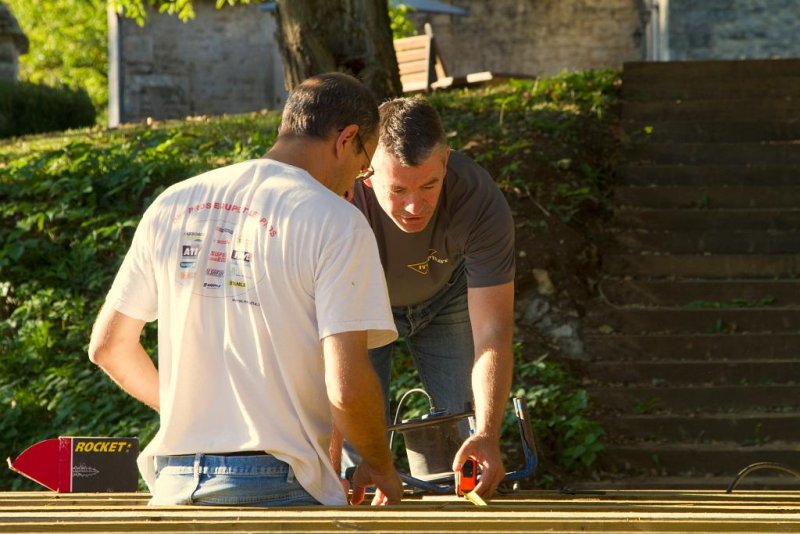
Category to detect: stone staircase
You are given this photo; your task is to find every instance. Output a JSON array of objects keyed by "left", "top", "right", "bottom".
[{"left": 585, "top": 59, "right": 800, "bottom": 489}]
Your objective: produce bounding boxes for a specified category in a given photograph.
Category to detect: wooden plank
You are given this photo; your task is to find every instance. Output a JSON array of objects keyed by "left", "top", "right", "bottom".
[
  {"left": 398, "top": 61, "right": 428, "bottom": 77},
  {"left": 395, "top": 36, "right": 434, "bottom": 93},
  {"left": 3, "top": 490, "right": 800, "bottom": 533},
  {"left": 400, "top": 79, "right": 430, "bottom": 94},
  {"left": 4, "top": 489, "right": 800, "bottom": 506},
  {"left": 395, "top": 48, "right": 429, "bottom": 62},
  {"left": 3, "top": 515, "right": 800, "bottom": 533},
  {"left": 3, "top": 489, "right": 800, "bottom": 503},
  {"left": 392, "top": 35, "right": 431, "bottom": 52}
]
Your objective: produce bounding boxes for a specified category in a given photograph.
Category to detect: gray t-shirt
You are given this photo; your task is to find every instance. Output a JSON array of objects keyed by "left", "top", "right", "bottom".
[{"left": 353, "top": 150, "right": 515, "bottom": 307}]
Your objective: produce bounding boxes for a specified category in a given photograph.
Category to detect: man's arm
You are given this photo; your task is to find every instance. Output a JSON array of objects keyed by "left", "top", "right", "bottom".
[
  {"left": 453, "top": 281, "right": 514, "bottom": 499},
  {"left": 88, "top": 304, "right": 159, "bottom": 412},
  {"left": 323, "top": 331, "right": 402, "bottom": 505}
]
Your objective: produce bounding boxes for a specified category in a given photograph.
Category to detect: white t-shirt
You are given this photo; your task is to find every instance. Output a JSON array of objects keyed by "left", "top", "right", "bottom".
[{"left": 105, "top": 159, "right": 397, "bottom": 505}]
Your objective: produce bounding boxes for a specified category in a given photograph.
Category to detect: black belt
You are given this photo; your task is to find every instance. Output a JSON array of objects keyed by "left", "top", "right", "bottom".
[{"left": 213, "top": 451, "right": 270, "bottom": 457}]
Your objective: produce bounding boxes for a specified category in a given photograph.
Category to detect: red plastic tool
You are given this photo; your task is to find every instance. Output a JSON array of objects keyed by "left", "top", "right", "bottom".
[{"left": 455, "top": 458, "right": 478, "bottom": 496}]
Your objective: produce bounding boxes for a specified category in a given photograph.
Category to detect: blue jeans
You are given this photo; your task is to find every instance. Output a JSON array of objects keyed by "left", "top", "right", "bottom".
[
  {"left": 340, "top": 265, "right": 474, "bottom": 472},
  {"left": 149, "top": 453, "right": 320, "bottom": 507},
  {"left": 373, "top": 263, "right": 475, "bottom": 422}
]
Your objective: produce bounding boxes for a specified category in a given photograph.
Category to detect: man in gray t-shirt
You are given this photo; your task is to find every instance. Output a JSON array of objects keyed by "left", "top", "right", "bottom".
[{"left": 351, "top": 97, "right": 515, "bottom": 500}]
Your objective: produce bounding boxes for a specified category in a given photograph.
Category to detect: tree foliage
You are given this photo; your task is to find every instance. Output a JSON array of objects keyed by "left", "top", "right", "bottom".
[
  {"left": 6, "top": 0, "right": 108, "bottom": 119},
  {"left": 389, "top": 3, "right": 417, "bottom": 39},
  {"left": 108, "top": 0, "right": 251, "bottom": 24}
]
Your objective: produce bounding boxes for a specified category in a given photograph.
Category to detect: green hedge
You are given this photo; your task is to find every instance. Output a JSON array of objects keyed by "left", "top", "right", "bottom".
[
  {"left": 0, "top": 81, "right": 96, "bottom": 139},
  {"left": 0, "top": 114, "right": 281, "bottom": 490}
]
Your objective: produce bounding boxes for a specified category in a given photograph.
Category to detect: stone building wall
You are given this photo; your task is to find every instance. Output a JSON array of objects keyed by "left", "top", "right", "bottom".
[
  {"left": 409, "top": 0, "right": 648, "bottom": 78},
  {"left": 0, "top": 3, "right": 29, "bottom": 83},
  {"left": 111, "top": 0, "right": 285, "bottom": 125},
  {"left": 110, "top": 0, "right": 800, "bottom": 126},
  {"left": 667, "top": 0, "right": 800, "bottom": 60}
]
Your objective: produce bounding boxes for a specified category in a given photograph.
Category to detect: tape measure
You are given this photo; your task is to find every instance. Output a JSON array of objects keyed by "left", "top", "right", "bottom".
[{"left": 455, "top": 458, "right": 478, "bottom": 496}]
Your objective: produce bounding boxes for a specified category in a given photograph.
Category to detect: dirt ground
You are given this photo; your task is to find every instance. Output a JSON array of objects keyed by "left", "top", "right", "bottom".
[{"left": 461, "top": 126, "right": 616, "bottom": 363}]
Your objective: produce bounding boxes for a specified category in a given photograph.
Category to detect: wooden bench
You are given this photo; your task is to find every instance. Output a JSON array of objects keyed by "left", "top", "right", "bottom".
[{"left": 393, "top": 23, "right": 502, "bottom": 93}]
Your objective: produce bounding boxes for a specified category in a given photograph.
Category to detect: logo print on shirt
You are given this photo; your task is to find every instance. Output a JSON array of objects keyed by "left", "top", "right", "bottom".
[
  {"left": 209, "top": 250, "right": 226, "bottom": 263},
  {"left": 407, "top": 249, "right": 449, "bottom": 275},
  {"left": 231, "top": 249, "right": 251, "bottom": 263}
]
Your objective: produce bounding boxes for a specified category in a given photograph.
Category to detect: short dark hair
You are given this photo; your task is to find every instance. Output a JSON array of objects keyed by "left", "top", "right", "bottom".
[
  {"left": 378, "top": 97, "right": 447, "bottom": 166},
  {"left": 279, "top": 72, "right": 379, "bottom": 151}
]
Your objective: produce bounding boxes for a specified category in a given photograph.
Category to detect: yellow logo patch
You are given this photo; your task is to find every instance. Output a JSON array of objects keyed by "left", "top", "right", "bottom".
[
  {"left": 407, "top": 261, "right": 430, "bottom": 275},
  {"left": 406, "top": 249, "right": 448, "bottom": 275}
]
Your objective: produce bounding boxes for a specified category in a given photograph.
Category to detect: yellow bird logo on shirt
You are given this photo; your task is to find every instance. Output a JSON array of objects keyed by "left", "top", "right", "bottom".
[
  {"left": 407, "top": 261, "right": 430, "bottom": 275},
  {"left": 407, "top": 249, "right": 448, "bottom": 275}
]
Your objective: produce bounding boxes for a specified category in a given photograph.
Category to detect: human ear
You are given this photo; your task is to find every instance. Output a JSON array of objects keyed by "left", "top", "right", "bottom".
[{"left": 335, "top": 124, "right": 359, "bottom": 159}]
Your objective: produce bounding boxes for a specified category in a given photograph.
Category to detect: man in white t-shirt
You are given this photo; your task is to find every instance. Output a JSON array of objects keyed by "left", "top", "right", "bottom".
[{"left": 88, "top": 73, "right": 402, "bottom": 507}]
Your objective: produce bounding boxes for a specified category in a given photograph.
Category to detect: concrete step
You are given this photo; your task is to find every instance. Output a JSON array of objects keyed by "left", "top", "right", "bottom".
[
  {"left": 599, "top": 442, "right": 800, "bottom": 477},
  {"left": 585, "top": 360, "right": 800, "bottom": 386},
  {"left": 622, "top": 59, "right": 800, "bottom": 83},
  {"left": 585, "top": 333, "right": 800, "bottom": 361},
  {"left": 603, "top": 58, "right": 800, "bottom": 491},
  {"left": 628, "top": 142, "right": 800, "bottom": 166},
  {"left": 599, "top": 413, "right": 800, "bottom": 444},
  {"left": 619, "top": 164, "right": 800, "bottom": 186},
  {"left": 614, "top": 186, "right": 800, "bottom": 209},
  {"left": 587, "top": 384, "right": 800, "bottom": 413},
  {"left": 622, "top": 99, "right": 800, "bottom": 122},
  {"left": 622, "top": 78, "right": 800, "bottom": 102},
  {"left": 612, "top": 208, "right": 800, "bottom": 231},
  {"left": 622, "top": 120, "right": 800, "bottom": 143},
  {"left": 599, "top": 279, "right": 800, "bottom": 307},
  {"left": 609, "top": 229, "right": 800, "bottom": 254},
  {"left": 587, "top": 307, "right": 800, "bottom": 334},
  {"left": 604, "top": 253, "right": 800, "bottom": 279}
]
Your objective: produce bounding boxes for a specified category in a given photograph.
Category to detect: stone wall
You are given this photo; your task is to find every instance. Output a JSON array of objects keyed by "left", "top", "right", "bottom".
[
  {"left": 667, "top": 0, "right": 800, "bottom": 60},
  {"left": 111, "top": 0, "right": 285, "bottom": 125},
  {"left": 110, "top": 0, "right": 800, "bottom": 126},
  {"left": 0, "top": 3, "right": 28, "bottom": 83},
  {"left": 409, "top": 0, "right": 648, "bottom": 78}
]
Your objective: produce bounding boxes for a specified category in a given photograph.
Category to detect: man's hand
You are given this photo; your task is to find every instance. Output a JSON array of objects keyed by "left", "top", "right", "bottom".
[
  {"left": 452, "top": 433, "right": 505, "bottom": 500},
  {"left": 349, "top": 462, "right": 403, "bottom": 506}
]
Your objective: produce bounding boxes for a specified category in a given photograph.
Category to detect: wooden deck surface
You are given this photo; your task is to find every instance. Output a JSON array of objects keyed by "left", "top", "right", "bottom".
[{"left": 2, "top": 489, "right": 800, "bottom": 533}]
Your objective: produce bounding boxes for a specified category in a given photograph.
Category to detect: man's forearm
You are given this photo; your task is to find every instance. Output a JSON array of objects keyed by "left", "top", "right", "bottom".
[
  {"left": 471, "top": 345, "right": 513, "bottom": 438},
  {"left": 330, "top": 400, "right": 394, "bottom": 471},
  {"left": 467, "top": 282, "right": 515, "bottom": 439},
  {"left": 323, "top": 333, "right": 394, "bottom": 471},
  {"left": 96, "top": 343, "right": 160, "bottom": 412},
  {"left": 89, "top": 305, "right": 159, "bottom": 411}
]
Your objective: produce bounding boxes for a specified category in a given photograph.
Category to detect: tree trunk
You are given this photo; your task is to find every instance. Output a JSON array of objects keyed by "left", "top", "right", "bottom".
[{"left": 274, "top": 0, "right": 402, "bottom": 101}]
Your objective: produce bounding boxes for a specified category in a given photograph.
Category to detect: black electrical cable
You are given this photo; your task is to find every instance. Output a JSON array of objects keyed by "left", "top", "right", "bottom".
[
  {"left": 388, "top": 388, "right": 435, "bottom": 449},
  {"left": 726, "top": 462, "right": 800, "bottom": 493}
]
